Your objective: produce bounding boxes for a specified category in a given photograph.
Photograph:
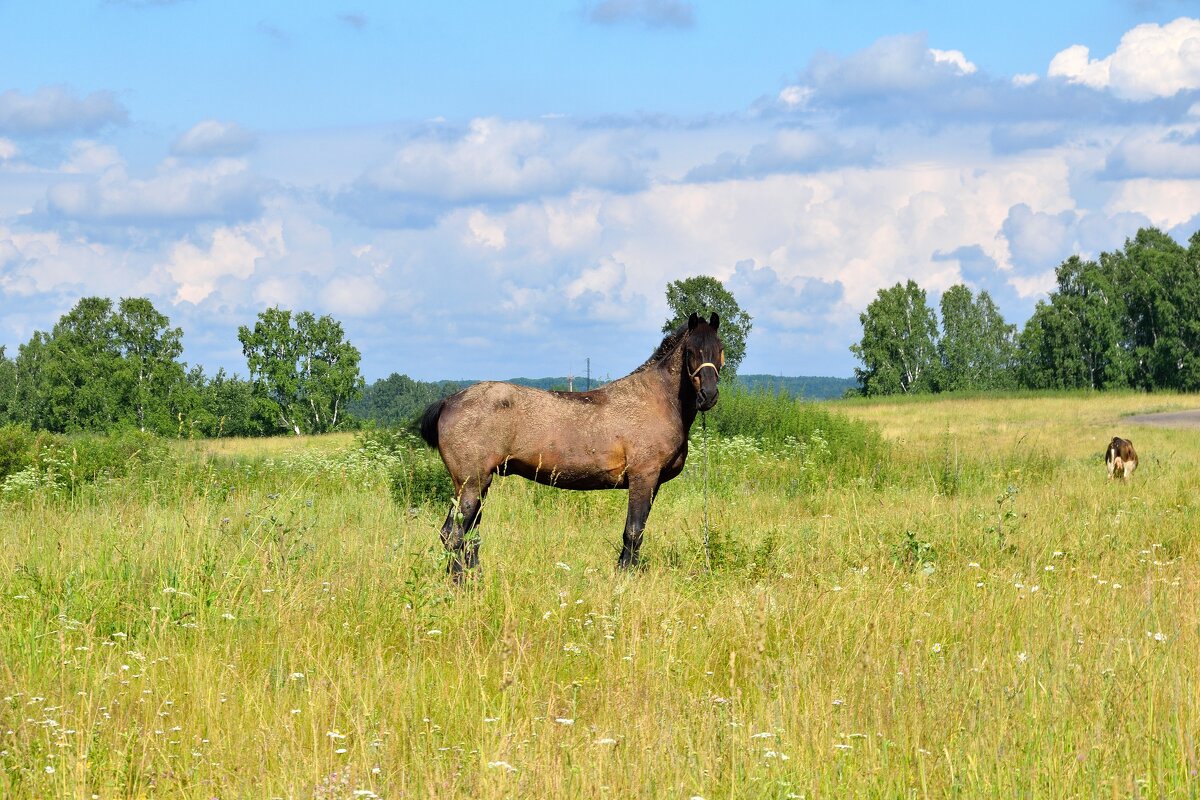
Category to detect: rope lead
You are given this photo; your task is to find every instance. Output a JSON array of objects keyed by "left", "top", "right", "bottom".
[{"left": 702, "top": 410, "right": 711, "bottom": 572}]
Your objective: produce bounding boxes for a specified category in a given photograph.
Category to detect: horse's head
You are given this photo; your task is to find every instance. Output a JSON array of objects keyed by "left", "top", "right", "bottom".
[{"left": 684, "top": 312, "right": 724, "bottom": 411}]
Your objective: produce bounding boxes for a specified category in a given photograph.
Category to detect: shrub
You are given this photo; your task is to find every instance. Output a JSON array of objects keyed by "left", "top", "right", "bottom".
[
  {"left": 701, "top": 388, "right": 889, "bottom": 484},
  {"left": 389, "top": 455, "right": 455, "bottom": 509},
  {"left": 0, "top": 424, "right": 36, "bottom": 481}
]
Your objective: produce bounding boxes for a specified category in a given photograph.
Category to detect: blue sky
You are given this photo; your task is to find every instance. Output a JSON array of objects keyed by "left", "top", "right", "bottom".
[{"left": 2, "top": 1, "right": 1200, "bottom": 381}]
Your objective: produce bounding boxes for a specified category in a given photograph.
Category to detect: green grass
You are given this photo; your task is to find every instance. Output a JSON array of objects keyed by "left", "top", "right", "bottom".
[{"left": 2, "top": 393, "right": 1200, "bottom": 797}]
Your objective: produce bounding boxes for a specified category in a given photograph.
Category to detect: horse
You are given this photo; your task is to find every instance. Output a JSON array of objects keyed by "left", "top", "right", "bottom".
[
  {"left": 1106, "top": 436, "right": 1137, "bottom": 480},
  {"left": 418, "top": 312, "right": 724, "bottom": 578}
]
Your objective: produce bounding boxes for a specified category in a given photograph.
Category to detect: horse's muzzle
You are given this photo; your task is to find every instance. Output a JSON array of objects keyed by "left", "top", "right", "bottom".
[{"left": 696, "top": 388, "right": 719, "bottom": 411}]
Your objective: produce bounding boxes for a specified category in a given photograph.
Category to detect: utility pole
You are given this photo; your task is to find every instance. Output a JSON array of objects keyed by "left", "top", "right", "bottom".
[{"left": 567, "top": 374, "right": 573, "bottom": 392}]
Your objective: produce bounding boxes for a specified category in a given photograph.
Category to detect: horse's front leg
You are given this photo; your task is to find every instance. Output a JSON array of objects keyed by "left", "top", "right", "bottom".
[{"left": 618, "top": 475, "right": 657, "bottom": 569}]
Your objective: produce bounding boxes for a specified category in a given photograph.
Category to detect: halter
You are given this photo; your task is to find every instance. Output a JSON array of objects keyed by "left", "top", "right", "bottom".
[{"left": 690, "top": 362, "right": 720, "bottom": 379}]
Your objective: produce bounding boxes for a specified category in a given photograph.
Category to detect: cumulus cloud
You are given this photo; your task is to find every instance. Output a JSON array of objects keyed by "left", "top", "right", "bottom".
[
  {"left": 1049, "top": 17, "right": 1200, "bottom": 100},
  {"left": 1106, "top": 178, "right": 1200, "bottom": 228},
  {"left": 585, "top": 0, "right": 694, "bottom": 29},
  {"left": 161, "top": 221, "right": 284, "bottom": 304},
  {"left": 339, "top": 118, "right": 647, "bottom": 227},
  {"left": 0, "top": 86, "right": 128, "bottom": 136},
  {"left": 728, "top": 259, "right": 845, "bottom": 328},
  {"left": 171, "top": 120, "right": 258, "bottom": 157},
  {"left": 58, "top": 140, "right": 123, "bottom": 174},
  {"left": 796, "top": 34, "right": 977, "bottom": 101},
  {"left": 685, "top": 129, "right": 874, "bottom": 182},
  {"left": 1103, "top": 129, "right": 1200, "bottom": 178},
  {"left": 43, "top": 157, "right": 268, "bottom": 225},
  {"left": 773, "top": 31, "right": 1193, "bottom": 132},
  {"left": 1000, "top": 202, "right": 1153, "bottom": 273},
  {"left": 929, "top": 48, "right": 977, "bottom": 75},
  {"left": 0, "top": 139, "right": 16, "bottom": 161}
]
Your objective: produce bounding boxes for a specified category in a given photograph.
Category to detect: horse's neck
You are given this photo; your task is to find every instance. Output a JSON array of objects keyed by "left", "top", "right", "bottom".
[{"left": 654, "top": 345, "right": 697, "bottom": 432}]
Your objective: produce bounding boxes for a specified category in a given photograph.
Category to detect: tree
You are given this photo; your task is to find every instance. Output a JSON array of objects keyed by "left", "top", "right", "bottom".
[
  {"left": 238, "top": 308, "right": 365, "bottom": 435},
  {"left": 850, "top": 280, "right": 940, "bottom": 395},
  {"left": 114, "top": 297, "right": 186, "bottom": 432},
  {"left": 1104, "top": 228, "right": 1195, "bottom": 389},
  {"left": 662, "top": 276, "right": 752, "bottom": 378},
  {"left": 938, "top": 285, "right": 1017, "bottom": 391},
  {"left": 0, "top": 346, "right": 14, "bottom": 423},
  {"left": 27, "top": 297, "right": 124, "bottom": 432},
  {"left": 1015, "top": 256, "right": 1129, "bottom": 390},
  {"left": 350, "top": 373, "right": 464, "bottom": 427}
]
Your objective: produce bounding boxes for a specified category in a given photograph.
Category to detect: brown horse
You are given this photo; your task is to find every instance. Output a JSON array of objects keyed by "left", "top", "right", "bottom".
[{"left": 418, "top": 312, "right": 724, "bottom": 577}]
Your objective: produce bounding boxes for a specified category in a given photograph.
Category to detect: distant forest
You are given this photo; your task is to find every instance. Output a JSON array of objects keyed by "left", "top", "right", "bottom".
[
  {"left": 851, "top": 227, "right": 1200, "bottom": 396},
  {"left": 349, "top": 372, "right": 856, "bottom": 427}
]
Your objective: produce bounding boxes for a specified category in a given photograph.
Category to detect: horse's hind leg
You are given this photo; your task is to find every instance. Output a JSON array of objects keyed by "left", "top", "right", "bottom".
[{"left": 441, "top": 473, "right": 492, "bottom": 581}]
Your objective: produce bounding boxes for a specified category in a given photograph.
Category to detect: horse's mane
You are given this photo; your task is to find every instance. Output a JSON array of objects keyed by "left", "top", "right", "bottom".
[{"left": 632, "top": 324, "right": 688, "bottom": 374}]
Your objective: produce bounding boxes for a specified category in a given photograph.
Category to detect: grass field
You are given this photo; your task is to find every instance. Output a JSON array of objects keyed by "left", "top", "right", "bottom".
[{"left": 3, "top": 391, "right": 1200, "bottom": 798}]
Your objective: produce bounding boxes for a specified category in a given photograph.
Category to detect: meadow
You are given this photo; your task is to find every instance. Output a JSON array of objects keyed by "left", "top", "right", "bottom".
[{"left": 2, "top": 391, "right": 1200, "bottom": 798}]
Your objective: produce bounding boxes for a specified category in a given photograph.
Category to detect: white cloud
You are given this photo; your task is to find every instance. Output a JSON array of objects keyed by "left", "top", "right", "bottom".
[
  {"left": 1105, "top": 129, "right": 1200, "bottom": 178},
  {"left": 778, "top": 85, "right": 813, "bottom": 109},
  {"left": 321, "top": 274, "right": 386, "bottom": 317},
  {"left": 171, "top": 120, "right": 258, "bottom": 157},
  {"left": 0, "top": 85, "right": 127, "bottom": 135},
  {"left": 467, "top": 210, "right": 507, "bottom": 250},
  {"left": 0, "top": 139, "right": 16, "bottom": 160},
  {"left": 58, "top": 140, "right": 123, "bottom": 174},
  {"left": 1049, "top": 17, "right": 1200, "bottom": 100},
  {"left": 44, "top": 157, "right": 266, "bottom": 223},
  {"left": 1012, "top": 73, "right": 1039, "bottom": 87},
  {"left": 930, "top": 48, "right": 977, "bottom": 75},
  {"left": 1106, "top": 178, "right": 1200, "bottom": 228},
  {"left": 342, "top": 117, "right": 646, "bottom": 226},
  {"left": 162, "top": 221, "right": 285, "bottom": 304}
]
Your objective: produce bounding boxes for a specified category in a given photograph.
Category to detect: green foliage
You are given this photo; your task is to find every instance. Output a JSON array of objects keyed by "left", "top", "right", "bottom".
[
  {"left": 705, "top": 387, "right": 887, "bottom": 482},
  {"left": 850, "top": 280, "right": 941, "bottom": 395},
  {"left": 1017, "top": 255, "right": 1130, "bottom": 390},
  {"left": 354, "top": 428, "right": 456, "bottom": 508},
  {"left": 0, "top": 429, "right": 170, "bottom": 500},
  {"left": 350, "top": 373, "right": 465, "bottom": 427},
  {"left": 736, "top": 374, "right": 858, "bottom": 399},
  {"left": 5, "top": 296, "right": 192, "bottom": 435},
  {"left": 891, "top": 529, "right": 936, "bottom": 569},
  {"left": 938, "top": 285, "right": 1017, "bottom": 391},
  {"left": 0, "top": 424, "right": 36, "bottom": 481},
  {"left": 238, "top": 307, "right": 365, "bottom": 435},
  {"left": 662, "top": 275, "right": 753, "bottom": 378}
]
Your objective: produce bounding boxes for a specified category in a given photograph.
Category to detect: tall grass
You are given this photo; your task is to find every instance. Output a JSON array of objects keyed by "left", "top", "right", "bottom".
[{"left": 1, "top": 392, "right": 1200, "bottom": 797}]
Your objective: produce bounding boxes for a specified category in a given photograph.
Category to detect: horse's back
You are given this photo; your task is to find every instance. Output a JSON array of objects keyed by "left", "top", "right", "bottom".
[{"left": 434, "top": 379, "right": 673, "bottom": 488}]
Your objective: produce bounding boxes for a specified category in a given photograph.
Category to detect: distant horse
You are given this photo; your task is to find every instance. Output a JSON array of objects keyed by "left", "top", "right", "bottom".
[
  {"left": 418, "top": 313, "right": 724, "bottom": 578},
  {"left": 1106, "top": 436, "right": 1137, "bottom": 480}
]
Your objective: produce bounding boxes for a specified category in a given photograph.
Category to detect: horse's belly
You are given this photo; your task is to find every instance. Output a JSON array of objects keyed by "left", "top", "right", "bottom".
[{"left": 500, "top": 451, "right": 628, "bottom": 490}]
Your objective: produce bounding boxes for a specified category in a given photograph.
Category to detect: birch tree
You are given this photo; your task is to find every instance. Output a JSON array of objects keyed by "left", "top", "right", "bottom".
[{"left": 238, "top": 308, "right": 364, "bottom": 435}]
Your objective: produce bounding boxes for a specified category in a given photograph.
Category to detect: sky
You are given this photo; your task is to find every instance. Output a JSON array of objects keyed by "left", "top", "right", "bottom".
[{"left": 2, "top": 1, "right": 1200, "bottom": 382}]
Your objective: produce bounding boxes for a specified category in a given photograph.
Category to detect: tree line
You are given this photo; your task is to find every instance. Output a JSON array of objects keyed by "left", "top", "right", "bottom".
[
  {"left": 0, "top": 298, "right": 363, "bottom": 436},
  {"left": 0, "top": 274, "right": 754, "bottom": 438},
  {"left": 851, "top": 227, "right": 1200, "bottom": 395}
]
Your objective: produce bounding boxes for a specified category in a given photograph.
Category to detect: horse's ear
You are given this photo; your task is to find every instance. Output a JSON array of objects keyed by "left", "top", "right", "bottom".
[
  {"left": 709, "top": 312, "right": 720, "bottom": 330},
  {"left": 688, "top": 313, "right": 699, "bottom": 330}
]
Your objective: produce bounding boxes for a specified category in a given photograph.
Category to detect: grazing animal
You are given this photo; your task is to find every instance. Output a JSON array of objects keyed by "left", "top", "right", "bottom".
[
  {"left": 419, "top": 312, "right": 725, "bottom": 578},
  {"left": 1106, "top": 436, "right": 1137, "bottom": 480}
]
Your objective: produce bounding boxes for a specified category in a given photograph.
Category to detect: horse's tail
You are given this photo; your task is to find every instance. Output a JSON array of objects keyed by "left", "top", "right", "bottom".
[{"left": 417, "top": 399, "right": 445, "bottom": 449}]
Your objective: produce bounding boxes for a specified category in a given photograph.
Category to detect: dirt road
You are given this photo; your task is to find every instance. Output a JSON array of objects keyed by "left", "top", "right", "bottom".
[{"left": 1125, "top": 409, "right": 1200, "bottom": 429}]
